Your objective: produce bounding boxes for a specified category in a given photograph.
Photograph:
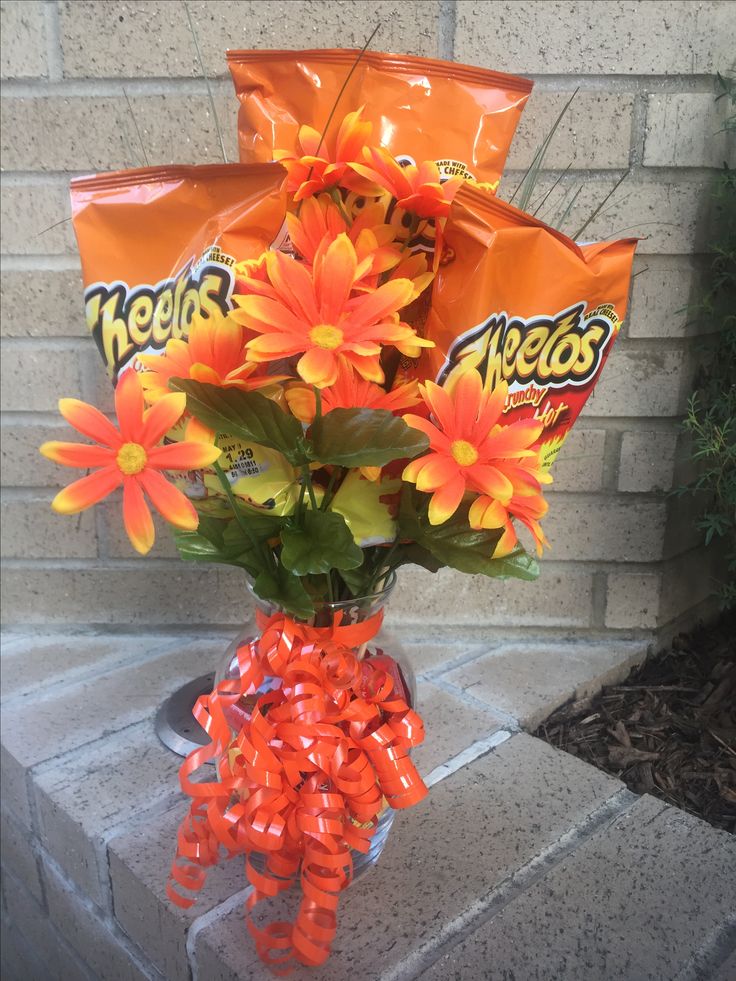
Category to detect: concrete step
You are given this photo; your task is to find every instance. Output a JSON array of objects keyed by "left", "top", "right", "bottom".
[{"left": 2, "top": 627, "right": 734, "bottom": 980}]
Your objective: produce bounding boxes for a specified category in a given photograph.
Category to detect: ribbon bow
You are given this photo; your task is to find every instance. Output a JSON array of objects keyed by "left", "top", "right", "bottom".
[{"left": 168, "top": 609, "right": 427, "bottom": 972}]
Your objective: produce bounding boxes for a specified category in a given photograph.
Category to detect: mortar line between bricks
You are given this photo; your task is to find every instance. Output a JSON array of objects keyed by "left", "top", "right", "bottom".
[
  {"left": 429, "top": 676, "right": 520, "bottom": 731},
  {"left": 673, "top": 913, "right": 736, "bottom": 981},
  {"left": 438, "top": 0, "right": 456, "bottom": 61},
  {"left": 424, "top": 729, "right": 514, "bottom": 788},
  {"left": 389, "top": 787, "right": 639, "bottom": 981},
  {"left": 42, "top": 0, "right": 63, "bottom": 83}
]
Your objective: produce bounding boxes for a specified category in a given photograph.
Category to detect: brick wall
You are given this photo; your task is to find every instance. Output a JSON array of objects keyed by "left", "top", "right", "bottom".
[{"left": 1, "top": 0, "right": 734, "bottom": 636}]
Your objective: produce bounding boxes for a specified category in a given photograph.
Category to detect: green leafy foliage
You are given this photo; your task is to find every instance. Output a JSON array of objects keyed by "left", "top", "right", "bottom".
[
  {"left": 254, "top": 563, "right": 315, "bottom": 619},
  {"left": 309, "top": 407, "right": 428, "bottom": 468},
  {"left": 171, "top": 379, "right": 310, "bottom": 465},
  {"left": 280, "top": 509, "right": 363, "bottom": 576}
]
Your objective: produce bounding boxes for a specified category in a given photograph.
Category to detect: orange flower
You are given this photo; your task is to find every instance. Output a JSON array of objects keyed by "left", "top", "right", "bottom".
[
  {"left": 274, "top": 108, "right": 375, "bottom": 202},
  {"left": 352, "top": 148, "right": 463, "bottom": 219},
  {"left": 285, "top": 361, "right": 421, "bottom": 424},
  {"left": 402, "top": 369, "right": 546, "bottom": 526},
  {"left": 39, "top": 369, "right": 221, "bottom": 555},
  {"left": 469, "top": 490, "right": 550, "bottom": 557},
  {"left": 230, "top": 234, "right": 431, "bottom": 388}
]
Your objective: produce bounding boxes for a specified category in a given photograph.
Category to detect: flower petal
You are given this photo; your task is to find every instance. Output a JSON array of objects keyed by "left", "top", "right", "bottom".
[
  {"left": 123, "top": 477, "right": 155, "bottom": 555},
  {"left": 467, "top": 463, "right": 514, "bottom": 505},
  {"left": 114, "top": 368, "right": 145, "bottom": 442},
  {"left": 427, "top": 474, "right": 466, "bottom": 525},
  {"left": 40, "top": 441, "right": 115, "bottom": 469},
  {"left": 58, "top": 399, "right": 121, "bottom": 448},
  {"left": 51, "top": 466, "right": 122, "bottom": 515},
  {"left": 415, "top": 454, "right": 456, "bottom": 493},
  {"left": 147, "top": 441, "right": 222, "bottom": 471},
  {"left": 297, "top": 347, "right": 339, "bottom": 388},
  {"left": 140, "top": 393, "right": 187, "bottom": 446},
  {"left": 138, "top": 468, "right": 198, "bottom": 530}
]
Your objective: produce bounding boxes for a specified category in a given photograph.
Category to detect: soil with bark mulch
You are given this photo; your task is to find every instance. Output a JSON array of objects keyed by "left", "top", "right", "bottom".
[{"left": 536, "top": 612, "right": 736, "bottom": 833}]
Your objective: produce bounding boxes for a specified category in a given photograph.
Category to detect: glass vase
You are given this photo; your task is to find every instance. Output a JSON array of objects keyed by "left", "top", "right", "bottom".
[{"left": 213, "top": 575, "right": 414, "bottom": 878}]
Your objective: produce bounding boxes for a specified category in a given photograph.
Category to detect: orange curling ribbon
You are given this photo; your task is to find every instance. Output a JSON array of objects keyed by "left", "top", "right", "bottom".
[{"left": 167, "top": 609, "right": 428, "bottom": 972}]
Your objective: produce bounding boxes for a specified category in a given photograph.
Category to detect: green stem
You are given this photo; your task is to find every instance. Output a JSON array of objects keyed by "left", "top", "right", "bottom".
[
  {"left": 321, "top": 467, "right": 340, "bottom": 510},
  {"left": 366, "top": 538, "right": 401, "bottom": 594},
  {"left": 301, "top": 464, "right": 319, "bottom": 511},
  {"left": 213, "top": 460, "right": 274, "bottom": 570}
]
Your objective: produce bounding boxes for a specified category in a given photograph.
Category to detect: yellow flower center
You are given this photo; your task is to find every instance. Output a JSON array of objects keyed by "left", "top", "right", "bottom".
[
  {"left": 451, "top": 439, "right": 479, "bottom": 468},
  {"left": 309, "top": 324, "right": 344, "bottom": 350},
  {"left": 116, "top": 442, "right": 148, "bottom": 476}
]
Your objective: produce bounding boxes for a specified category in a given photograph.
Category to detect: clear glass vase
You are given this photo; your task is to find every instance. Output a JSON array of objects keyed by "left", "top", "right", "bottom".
[{"left": 213, "top": 575, "right": 414, "bottom": 878}]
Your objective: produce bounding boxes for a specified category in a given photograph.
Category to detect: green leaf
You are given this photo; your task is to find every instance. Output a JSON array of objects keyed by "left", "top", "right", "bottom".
[
  {"left": 398, "top": 487, "right": 539, "bottom": 580},
  {"left": 174, "top": 516, "right": 260, "bottom": 574},
  {"left": 280, "top": 509, "right": 363, "bottom": 576},
  {"left": 253, "top": 563, "right": 315, "bottom": 619},
  {"left": 391, "top": 543, "right": 445, "bottom": 574},
  {"left": 310, "top": 408, "right": 428, "bottom": 468},
  {"left": 170, "top": 379, "right": 310, "bottom": 465}
]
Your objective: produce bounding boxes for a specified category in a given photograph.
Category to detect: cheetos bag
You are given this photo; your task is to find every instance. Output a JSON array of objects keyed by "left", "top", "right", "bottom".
[
  {"left": 417, "top": 183, "right": 638, "bottom": 469},
  {"left": 70, "top": 162, "right": 287, "bottom": 382},
  {"left": 228, "top": 49, "right": 532, "bottom": 193}
]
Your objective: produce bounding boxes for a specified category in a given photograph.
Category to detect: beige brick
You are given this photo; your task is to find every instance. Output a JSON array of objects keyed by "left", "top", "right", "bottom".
[
  {"left": 0, "top": 1, "right": 47, "bottom": 79},
  {"left": 503, "top": 178, "right": 714, "bottom": 256},
  {"left": 43, "top": 862, "right": 150, "bottom": 981},
  {"left": 0, "top": 91, "right": 239, "bottom": 171},
  {"left": 443, "top": 639, "right": 647, "bottom": 728},
  {"left": 644, "top": 93, "right": 733, "bottom": 168},
  {"left": 618, "top": 429, "right": 678, "bottom": 492},
  {"left": 102, "top": 496, "right": 180, "bottom": 559},
  {"left": 194, "top": 734, "right": 623, "bottom": 980},
  {"left": 0, "top": 342, "right": 107, "bottom": 412},
  {"left": 605, "top": 572, "right": 661, "bottom": 628},
  {"left": 0, "top": 564, "right": 249, "bottom": 625},
  {"left": 1, "top": 806, "right": 44, "bottom": 903},
  {"left": 507, "top": 91, "right": 633, "bottom": 171},
  {"left": 0, "top": 181, "right": 76, "bottom": 256},
  {"left": 455, "top": 1, "right": 735, "bottom": 75},
  {"left": 584, "top": 347, "right": 693, "bottom": 417},
  {"left": 548, "top": 429, "right": 606, "bottom": 492},
  {"left": 59, "top": 0, "right": 440, "bottom": 78},
  {"left": 423, "top": 797, "right": 736, "bottom": 981},
  {"left": 628, "top": 255, "right": 703, "bottom": 338},
  {"left": 390, "top": 564, "right": 594, "bottom": 628},
  {"left": 1, "top": 494, "right": 97, "bottom": 559},
  {"left": 0, "top": 421, "right": 71, "bottom": 487},
  {"left": 543, "top": 494, "right": 667, "bottom": 562},
  {"left": 0, "top": 267, "right": 86, "bottom": 338}
]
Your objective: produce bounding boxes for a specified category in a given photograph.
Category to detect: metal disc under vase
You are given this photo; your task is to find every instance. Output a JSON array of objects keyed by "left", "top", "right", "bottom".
[{"left": 154, "top": 672, "right": 215, "bottom": 759}]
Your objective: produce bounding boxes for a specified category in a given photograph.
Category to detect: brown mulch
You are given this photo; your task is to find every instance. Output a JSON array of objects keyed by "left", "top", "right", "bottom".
[{"left": 536, "top": 612, "right": 736, "bottom": 833}]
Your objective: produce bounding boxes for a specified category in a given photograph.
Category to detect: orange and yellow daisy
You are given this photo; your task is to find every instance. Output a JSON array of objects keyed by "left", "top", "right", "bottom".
[
  {"left": 39, "top": 369, "right": 221, "bottom": 555},
  {"left": 274, "top": 107, "right": 375, "bottom": 202},
  {"left": 402, "top": 369, "right": 547, "bottom": 526},
  {"left": 351, "top": 148, "right": 463, "bottom": 220},
  {"left": 469, "top": 490, "right": 550, "bottom": 557},
  {"left": 284, "top": 361, "right": 421, "bottom": 424},
  {"left": 230, "top": 234, "right": 431, "bottom": 388}
]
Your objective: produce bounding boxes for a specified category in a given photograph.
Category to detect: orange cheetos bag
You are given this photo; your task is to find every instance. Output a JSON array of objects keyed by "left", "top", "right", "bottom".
[
  {"left": 70, "top": 163, "right": 287, "bottom": 382},
  {"left": 417, "top": 183, "right": 638, "bottom": 469},
  {"left": 227, "top": 49, "right": 532, "bottom": 193}
]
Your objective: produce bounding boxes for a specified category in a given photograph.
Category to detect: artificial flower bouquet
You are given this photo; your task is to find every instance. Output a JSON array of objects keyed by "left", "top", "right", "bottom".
[{"left": 40, "top": 48, "right": 636, "bottom": 972}]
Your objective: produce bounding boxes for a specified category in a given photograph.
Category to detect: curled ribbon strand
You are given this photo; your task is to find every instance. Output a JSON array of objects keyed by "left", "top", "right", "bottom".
[{"left": 167, "top": 609, "right": 428, "bottom": 972}]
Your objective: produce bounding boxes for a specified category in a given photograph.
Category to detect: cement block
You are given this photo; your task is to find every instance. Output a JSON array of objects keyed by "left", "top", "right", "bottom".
[
  {"left": 442, "top": 639, "right": 648, "bottom": 728},
  {"left": 0, "top": 420, "right": 70, "bottom": 488},
  {"left": 618, "top": 429, "right": 678, "bottom": 492},
  {"left": 109, "top": 805, "right": 249, "bottom": 981},
  {"left": 645, "top": 93, "right": 733, "bottom": 168},
  {"left": 0, "top": 181, "right": 76, "bottom": 255},
  {"left": 0, "top": 565, "right": 251, "bottom": 626},
  {"left": 605, "top": 572, "right": 662, "bottom": 629},
  {"left": 0, "top": 0, "right": 47, "bottom": 79},
  {"left": 1, "top": 869, "right": 90, "bottom": 981},
  {"left": 658, "top": 547, "right": 721, "bottom": 626},
  {"left": 543, "top": 494, "right": 667, "bottom": 562},
  {"left": 1, "top": 494, "right": 97, "bottom": 559},
  {"left": 32, "top": 721, "right": 186, "bottom": 908},
  {"left": 389, "top": 564, "right": 595, "bottom": 628},
  {"left": 1, "top": 805, "right": 44, "bottom": 902},
  {"left": 584, "top": 347, "right": 693, "bottom": 417},
  {"left": 422, "top": 797, "right": 736, "bottom": 981},
  {"left": 628, "top": 255, "right": 703, "bottom": 339},
  {"left": 411, "top": 678, "right": 505, "bottom": 780},
  {"left": 547, "top": 429, "right": 606, "bottom": 492},
  {"left": 59, "top": 0, "right": 440, "bottom": 77},
  {"left": 0, "top": 91, "right": 239, "bottom": 171},
  {"left": 454, "top": 1, "right": 735, "bottom": 75},
  {"left": 394, "top": 636, "right": 491, "bottom": 678},
  {"left": 0, "top": 342, "right": 90, "bottom": 412},
  {"left": 43, "top": 859, "right": 153, "bottom": 981},
  {"left": 1, "top": 908, "right": 49, "bottom": 981},
  {"left": 507, "top": 91, "right": 633, "bottom": 171},
  {"left": 193, "top": 733, "right": 623, "bottom": 979},
  {"left": 0, "top": 267, "right": 85, "bottom": 338}
]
